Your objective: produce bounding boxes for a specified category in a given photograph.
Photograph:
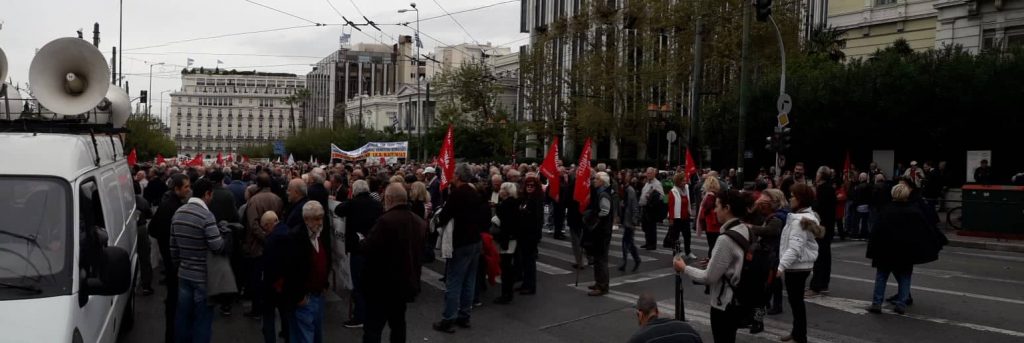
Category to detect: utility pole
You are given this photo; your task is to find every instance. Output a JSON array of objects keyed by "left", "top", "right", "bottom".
[
  {"left": 737, "top": 1, "right": 753, "bottom": 184},
  {"left": 119, "top": 0, "right": 123, "bottom": 86}
]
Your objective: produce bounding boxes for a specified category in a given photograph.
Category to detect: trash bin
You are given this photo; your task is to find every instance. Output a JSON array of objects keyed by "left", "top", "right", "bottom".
[{"left": 961, "top": 185, "right": 1024, "bottom": 233}]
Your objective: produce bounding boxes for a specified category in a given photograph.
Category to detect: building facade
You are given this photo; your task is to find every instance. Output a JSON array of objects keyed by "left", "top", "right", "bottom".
[
  {"left": 169, "top": 70, "right": 305, "bottom": 157},
  {"left": 935, "top": 0, "right": 1024, "bottom": 53},
  {"left": 304, "top": 42, "right": 404, "bottom": 130}
]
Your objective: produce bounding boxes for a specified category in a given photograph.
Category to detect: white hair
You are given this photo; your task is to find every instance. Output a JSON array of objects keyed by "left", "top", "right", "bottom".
[
  {"left": 352, "top": 179, "right": 370, "bottom": 195},
  {"left": 302, "top": 201, "right": 324, "bottom": 219},
  {"left": 596, "top": 172, "right": 610, "bottom": 186},
  {"left": 500, "top": 182, "right": 518, "bottom": 199}
]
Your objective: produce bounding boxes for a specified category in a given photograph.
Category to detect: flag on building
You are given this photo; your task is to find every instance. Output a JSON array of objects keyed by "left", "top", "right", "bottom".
[
  {"left": 574, "top": 138, "right": 593, "bottom": 213},
  {"left": 438, "top": 125, "right": 455, "bottom": 191},
  {"left": 539, "top": 137, "right": 560, "bottom": 202},
  {"left": 127, "top": 148, "right": 137, "bottom": 167},
  {"left": 187, "top": 58, "right": 194, "bottom": 67},
  {"left": 217, "top": 59, "right": 224, "bottom": 65}
]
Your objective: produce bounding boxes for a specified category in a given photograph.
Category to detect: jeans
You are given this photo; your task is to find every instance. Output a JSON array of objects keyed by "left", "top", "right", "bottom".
[
  {"left": 705, "top": 232, "right": 720, "bottom": 258},
  {"left": 620, "top": 226, "right": 640, "bottom": 265},
  {"left": 289, "top": 293, "right": 324, "bottom": 343},
  {"left": 518, "top": 241, "right": 538, "bottom": 292},
  {"left": 784, "top": 271, "right": 812, "bottom": 343},
  {"left": 552, "top": 203, "right": 566, "bottom": 236},
  {"left": 175, "top": 279, "right": 213, "bottom": 343},
  {"left": 350, "top": 254, "right": 367, "bottom": 323},
  {"left": 853, "top": 211, "right": 870, "bottom": 238},
  {"left": 665, "top": 219, "right": 691, "bottom": 254},
  {"left": 443, "top": 242, "right": 481, "bottom": 321},
  {"left": 592, "top": 233, "right": 611, "bottom": 290},
  {"left": 363, "top": 297, "right": 407, "bottom": 343},
  {"left": 500, "top": 253, "right": 518, "bottom": 298},
  {"left": 872, "top": 268, "right": 912, "bottom": 307},
  {"left": 810, "top": 236, "right": 832, "bottom": 292},
  {"left": 710, "top": 305, "right": 743, "bottom": 343},
  {"left": 261, "top": 293, "right": 289, "bottom": 343},
  {"left": 641, "top": 219, "right": 658, "bottom": 248}
]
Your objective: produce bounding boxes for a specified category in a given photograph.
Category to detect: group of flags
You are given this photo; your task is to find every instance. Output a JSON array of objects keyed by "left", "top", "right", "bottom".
[{"left": 125, "top": 148, "right": 251, "bottom": 168}]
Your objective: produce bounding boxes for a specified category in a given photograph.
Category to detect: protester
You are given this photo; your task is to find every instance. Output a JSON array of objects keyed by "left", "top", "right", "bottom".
[
  {"left": 433, "top": 164, "right": 484, "bottom": 333},
  {"left": 258, "top": 211, "right": 290, "bottom": 343},
  {"left": 809, "top": 166, "right": 836, "bottom": 297},
  {"left": 242, "top": 172, "right": 283, "bottom": 318},
  {"left": 778, "top": 183, "right": 823, "bottom": 343},
  {"left": 335, "top": 179, "right": 383, "bottom": 329},
  {"left": 866, "top": 183, "right": 943, "bottom": 315},
  {"left": 283, "top": 201, "right": 331, "bottom": 343},
  {"left": 551, "top": 166, "right": 569, "bottom": 240},
  {"left": 627, "top": 294, "right": 703, "bottom": 343},
  {"left": 361, "top": 183, "right": 427, "bottom": 343},
  {"left": 696, "top": 176, "right": 723, "bottom": 254},
  {"left": 618, "top": 177, "right": 642, "bottom": 272},
  {"left": 151, "top": 173, "right": 191, "bottom": 343},
  {"left": 584, "top": 172, "right": 615, "bottom": 296},
  {"left": 639, "top": 167, "right": 666, "bottom": 250},
  {"left": 673, "top": 189, "right": 752, "bottom": 343},
  {"left": 666, "top": 172, "right": 693, "bottom": 256},
  {"left": 518, "top": 174, "right": 545, "bottom": 296},
  {"left": 748, "top": 188, "right": 788, "bottom": 324},
  {"left": 170, "top": 179, "right": 226, "bottom": 343},
  {"left": 493, "top": 182, "right": 522, "bottom": 304}
]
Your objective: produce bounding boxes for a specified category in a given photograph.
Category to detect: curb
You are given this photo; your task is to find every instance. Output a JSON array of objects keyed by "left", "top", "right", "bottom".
[{"left": 947, "top": 239, "right": 1024, "bottom": 253}]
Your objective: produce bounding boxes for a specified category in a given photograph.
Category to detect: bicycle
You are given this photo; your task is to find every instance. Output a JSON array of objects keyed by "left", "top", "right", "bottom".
[{"left": 946, "top": 206, "right": 963, "bottom": 230}]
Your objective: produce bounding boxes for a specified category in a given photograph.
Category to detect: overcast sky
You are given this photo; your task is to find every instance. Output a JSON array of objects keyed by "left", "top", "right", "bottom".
[{"left": 1, "top": 0, "right": 527, "bottom": 119}]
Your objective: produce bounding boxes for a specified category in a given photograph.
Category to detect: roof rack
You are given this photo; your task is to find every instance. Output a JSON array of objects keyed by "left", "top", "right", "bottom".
[{"left": 0, "top": 96, "right": 129, "bottom": 135}]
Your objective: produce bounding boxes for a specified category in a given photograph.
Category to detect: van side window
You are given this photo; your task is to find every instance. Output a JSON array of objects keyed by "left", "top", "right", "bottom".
[
  {"left": 79, "top": 181, "right": 105, "bottom": 231},
  {"left": 78, "top": 181, "right": 108, "bottom": 273}
]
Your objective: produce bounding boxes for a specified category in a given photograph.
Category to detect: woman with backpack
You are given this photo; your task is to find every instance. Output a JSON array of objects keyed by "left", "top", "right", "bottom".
[
  {"left": 778, "top": 183, "right": 824, "bottom": 343},
  {"left": 673, "top": 189, "right": 753, "bottom": 343}
]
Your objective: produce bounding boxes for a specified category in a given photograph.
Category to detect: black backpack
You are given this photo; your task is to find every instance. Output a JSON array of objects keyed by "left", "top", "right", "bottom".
[
  {"left": 645, "top": 191, "right": 668, "bottom": 222},
  {"left": 717, "top": 228, "right": 773, "bottom": 313}
]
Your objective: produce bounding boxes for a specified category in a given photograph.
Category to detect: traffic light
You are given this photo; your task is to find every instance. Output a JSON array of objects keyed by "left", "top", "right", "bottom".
[
  {"left": 755, "top": 0, "right": 772, "bottom": 22},
  {"left": 140, "top": 90, "right": 148, "bottom": 104},
  {"left": 780, "top": 127, "right": 792, "bottom": 151}
]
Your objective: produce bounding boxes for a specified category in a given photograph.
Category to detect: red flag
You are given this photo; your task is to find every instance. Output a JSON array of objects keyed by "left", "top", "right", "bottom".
[
  {"left": 574, "top": 138, "right": 593, "bottom": 213},
  {"left": 842, "top": 150, "right": 852, "bottom": 182},
  {"left": 126, "top": 148, "right": 137, "bottom": 167},
  {"left": 226, "top": 154, "right": 234, "bottom": 163},
  {"left": 539, "top": 137, "right": 560, "bottom": 201},
  {"left": 243, "top": 155, "right": 250, "bottom": 163},
  {"left": 188, "top": 154, "right": 203, "bottom": 167},
  {"left": 216, "top": 152, "right": 223, "bottom": 165},
  {"left": 379, "top": 157, "right": 386, "bottom": 166},
  {"left": 684, "top": 147, "right": 697, "bottom": 181},
  {"left": 155, "top": 153, "right": 165, "bottom": 165},
  {"left": 438, "top": 125, "right": 456, "bottom": 191}
]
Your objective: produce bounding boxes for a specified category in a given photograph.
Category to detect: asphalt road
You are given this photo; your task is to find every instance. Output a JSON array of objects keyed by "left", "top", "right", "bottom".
[{"left": 123, "top": 224, "right": 1024, "bottom": 343}]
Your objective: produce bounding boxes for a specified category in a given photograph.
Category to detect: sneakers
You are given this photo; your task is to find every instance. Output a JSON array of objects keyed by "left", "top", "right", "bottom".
[
  {"left": 866, "top": 303, "right": 882, "bottom": 314},
  {"left": 343, "top": 319, "right": 364, "bottom": 328},
  {"left": 432, "top": 320, "right": 455, "bottom": 333}
]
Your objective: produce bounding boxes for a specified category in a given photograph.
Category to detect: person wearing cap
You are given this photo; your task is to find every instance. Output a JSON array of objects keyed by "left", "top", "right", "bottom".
[
  {"left": 903, "top": 161, "right": 925, "bottom": 188},
  {"left": 627, "top": 293, "right": 703, "bottom": 343},
  {"left": 424, "top": 167, "right": 443, "bottom": 212}
]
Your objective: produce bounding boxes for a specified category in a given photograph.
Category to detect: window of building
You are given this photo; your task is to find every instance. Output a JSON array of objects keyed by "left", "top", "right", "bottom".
[
  {"left": 875, "top": 0, "right": 896, "bottom": 5},
  {"left": 1007, "top": 26, "right": 1024, "bottom": 49}
]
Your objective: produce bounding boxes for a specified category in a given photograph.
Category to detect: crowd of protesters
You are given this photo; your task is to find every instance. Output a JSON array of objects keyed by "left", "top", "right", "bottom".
[{"left": 129, "top": 154, "right": 953, "bottom": 343}]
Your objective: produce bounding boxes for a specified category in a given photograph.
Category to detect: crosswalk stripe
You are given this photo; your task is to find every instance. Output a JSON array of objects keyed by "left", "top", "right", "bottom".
[
  {"left": 420, "top": 266, "right": 446, "bottom": 291},
  {"left": 539, "top": 241, "right": 658, "bottom": 262},
  {"left": 535, "top": 261, "right": 573, "bottom": 275},
  {"left": 565, "top": 267, "right": 678, "bottom": 288},
  {"left": 831, "top": 273, "right": 1024, "bottom": 306},
  {"left": 806, "top": 295, "right": 1024, "bottom": 338}
]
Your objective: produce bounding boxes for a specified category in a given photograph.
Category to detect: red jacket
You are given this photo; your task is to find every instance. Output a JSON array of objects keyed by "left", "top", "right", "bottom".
[
  {"left": 668, "top": 186, "right": 691, "bottom": 220},
  {"left": 480, "top": 233, "right": 502, "bottom": 285}
]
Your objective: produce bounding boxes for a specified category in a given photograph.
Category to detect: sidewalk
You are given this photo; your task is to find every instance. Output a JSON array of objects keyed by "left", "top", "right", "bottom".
[{"left": 944, "top": 229, "right": 1024, "bottom": 253}]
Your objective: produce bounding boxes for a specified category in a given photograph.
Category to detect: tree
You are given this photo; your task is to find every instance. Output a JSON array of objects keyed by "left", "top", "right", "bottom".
[
  {"left": 124, "top": 116, "right": 176, "bottom": 161},
  {"left": 284, "top": 88, "right": 311, "bottom": 135},
  {"left": 805, "top": 24, "right": 847, "bottom": 62}
]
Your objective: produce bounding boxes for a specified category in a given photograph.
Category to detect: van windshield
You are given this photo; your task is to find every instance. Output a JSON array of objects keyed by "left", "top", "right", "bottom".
[{"left": 0, "top": 177, "right": 72, "bottom": 300}]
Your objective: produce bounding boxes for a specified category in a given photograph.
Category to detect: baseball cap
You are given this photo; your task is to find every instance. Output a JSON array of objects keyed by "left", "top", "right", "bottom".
[{"left": 424, "top": 167, "right": 436, "bottom": 174}]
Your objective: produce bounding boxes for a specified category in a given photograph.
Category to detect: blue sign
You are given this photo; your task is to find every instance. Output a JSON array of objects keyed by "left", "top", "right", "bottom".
[{"left": 273, "top": 141, "right": 286, "bottom": 155}]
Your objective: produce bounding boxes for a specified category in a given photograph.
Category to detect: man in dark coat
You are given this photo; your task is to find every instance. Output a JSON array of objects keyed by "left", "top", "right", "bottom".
[
  {"left": 433, "top": 164, "right": 484, "bottom": 333},
  {"left": 809, "top": 168, "right": 837, "bottom": 296},
  {"left": 207, "top": 170, "right": 239, "bottom": 223},
  {"left": 360, "top": 183, "right": 427, "bottom": 343},
  {"left": 334, "top": 179, "right": 383, "bottom": 328},
  {"left": 149, "top": 173, "right": 191, "bottom": 343},
  {"left": 282, "top": 201, "right": 332, "bottom": 343}
]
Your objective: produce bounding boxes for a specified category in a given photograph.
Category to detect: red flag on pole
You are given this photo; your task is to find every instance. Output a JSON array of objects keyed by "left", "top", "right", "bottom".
[
  {"left": 243, "top": 155, "right": 250, "bottom": 164},
  {"left": 684, "top": 147, "right": 697, "bottom": 181},
  {"left": 842, "top": 150, "right": 852, "bottom": 182},
  {"left": 126, "top": 148, "right": 137, "bottom": 167},
  {"left": 438, "top": 125, "right": 456, "bottom": 191},
  {"left": 574, "top": 138, "right": 593, "bottom": 213},
  {"left": 155, "top": 153, "right": 165, "bottom": 165},
  {"left": 216, "top": 152, "right": 223, "bottom": 165},
  {"left": 539, "top": 137, "right": 560, "bottom": 202},
  {"left": 188, "top": 154, "right": 203, "bottom": 167}
]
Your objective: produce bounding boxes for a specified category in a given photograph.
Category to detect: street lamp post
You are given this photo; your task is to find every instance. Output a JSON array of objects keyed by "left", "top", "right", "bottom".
[
  {"left": 358, "top": 93, "right": 369, "bottom": 129},
  {"left": 148, "top": 62, "right": 165, "bottom": 116},
  {"left": 160, "top": 90, "right": 171, "bottom": 124},
  {"left": 399, "top": 3, "right": 420, "bottom": 161}
]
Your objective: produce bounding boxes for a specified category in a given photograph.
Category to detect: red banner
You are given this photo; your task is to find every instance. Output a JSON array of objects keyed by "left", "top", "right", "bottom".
[
  {"left": 126, "top": 148, "right": 137, "bottom": 167},
  {"left": 574, "top": 138, "right": 593, "bottom": 213},
  {"left": 539, "top": 137, "right": 560, "bottom": 202},
  {"left": 438, "top": 125, "right": 455, "bottom": 191},
  {"left": 187, "top": 154, "right": 203, "bottom": 167}
]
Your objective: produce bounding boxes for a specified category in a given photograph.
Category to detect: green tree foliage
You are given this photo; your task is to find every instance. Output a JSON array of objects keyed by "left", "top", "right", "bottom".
[
  {"left": 431, "top": 61, "right": 522, "bottom": 160},
  {"left": 124, "top": 116, "right": 176, "bottom": 161}
]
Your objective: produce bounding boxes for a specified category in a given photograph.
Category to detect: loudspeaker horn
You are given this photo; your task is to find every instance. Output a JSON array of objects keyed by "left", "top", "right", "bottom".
[
  {"left": 0, "top": 47, "right": 8, "bottom": 84},
  {"left": 29, "top": 37, "right": 110, "bottom": 115},
  {"left": 95, "top": 85, "right": 130, "bottom": 128}
]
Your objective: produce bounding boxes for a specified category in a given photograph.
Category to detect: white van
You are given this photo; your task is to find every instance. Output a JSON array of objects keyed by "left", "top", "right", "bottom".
[{"left": 0, "top": 130, "right": 139, "bottom": 343}]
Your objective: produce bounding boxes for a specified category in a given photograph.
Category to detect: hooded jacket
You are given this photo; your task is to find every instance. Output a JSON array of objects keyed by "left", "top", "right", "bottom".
[{"left": 778, "top": 207, "right": 824, "bottom": 272}]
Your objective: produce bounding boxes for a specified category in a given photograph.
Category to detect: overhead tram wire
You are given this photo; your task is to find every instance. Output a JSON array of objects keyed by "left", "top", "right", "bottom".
[
  {"left": 430, "top": 0, "right": 480, "bottom": 46},
  {"left": 379, "top": 0, "right": 518, "bottom": 25},
  {"left": 124, "top": 25, "right": 324, "bottom": 51},
  {"left": 244, "top": 0, "right": 325, "bottom": 26}
]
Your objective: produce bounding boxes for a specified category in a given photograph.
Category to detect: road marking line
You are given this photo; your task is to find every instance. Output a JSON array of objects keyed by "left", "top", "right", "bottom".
[
  {"left": 420, "top": 267, "right": 446, "bottom": 291},
  {"left": 540, "top": 241, "right": 659, "bottom": 261},
  {"left": 831, "top": 273, "right": 1024, "bottom": 305},
  {"left": 535, "top": 261, "right": 573, "bottom": 275},
  {"left": 806, "top": 295, "right": 1024, "bottom": 338},
  {"left": 566, "top": 267, "right": 678, "bottom": 288},
  {"left": 835, "top": 258, "right": 1024, "bottom": 286},
  {"left": 950, "top": 251, "right": 1024, "bottom": 263}
]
